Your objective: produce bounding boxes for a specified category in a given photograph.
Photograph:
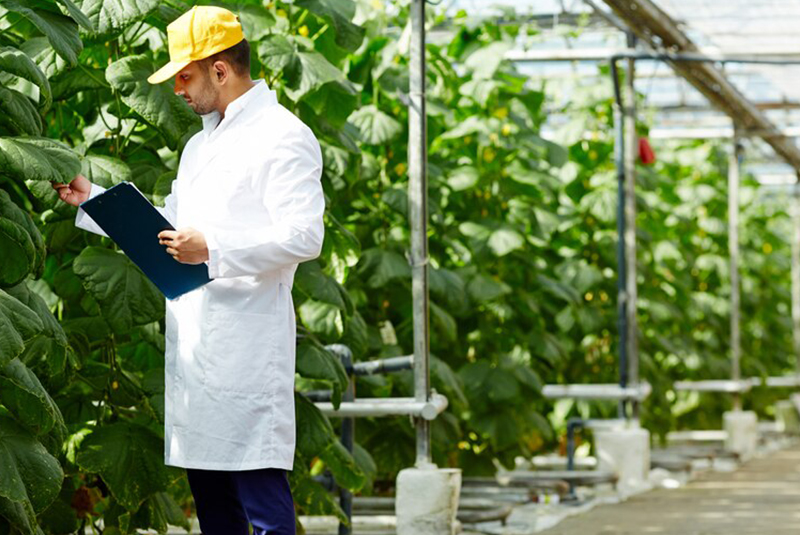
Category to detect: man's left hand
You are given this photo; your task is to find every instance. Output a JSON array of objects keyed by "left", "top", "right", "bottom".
[{"left": 158, "top": 227, "right": 209, "bottom": 264}]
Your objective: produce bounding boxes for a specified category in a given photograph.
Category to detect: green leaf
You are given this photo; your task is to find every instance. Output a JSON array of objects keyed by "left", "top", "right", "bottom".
[
  {"left": 258, "top": 34, "right": 296, "bottom": 73},
  {"left": 0, "top": 415, "right": 63, "bottom": 514},
  {"left": 447, "top": 166, "right": 480, "bottom": 191},
  {"left": 295, "top": 392, "right": 335, "bottom": 459},
  {"left": 72, "top": 247, "right": 164, "bottom": 335},
  {"left": 348, "top": 105, "right": 402, "bottom": 145},
  {"left": 295, "top": 260, "right": 352, "bottom": 313},
  {"left": 286, "top": 50, "right": 356, "bottom": 102},
  {"left": 0, "top": 1, "right": 82, "bottom": 65},
  {"left": 296, "top": 340, "right": 348, "bottom": 404},
  {"left": 488, "top": 227, "right": 524, "bottom": 257},
  {"left": 75, "top": 422, "right": 177, "bottom": 511},
  {"left": 20, "top": 38, "right": 68, "bottom": 79},
  {"left": 464, "top": 42, "right": 512, "bottom": 79},
  {"left": 50, "top": 66, "right": 107, "bottom": 101},
  {"left": 295, "top": 0, "right": 365, "bottom": 52},
  {"left": 123, "top": 491, "right": 190, "bottom": 534},
  {"left": 0, "top": 86, "right": 41, "bottom": 136},
  {"left": 56, "top": 0, "right": 93, "bottom": 30},
  {"left": 81, "top": 154, "right": 131, "bottom": 189},
  {"left": 73, "top": 0, "right": 159, "bottom": 38},
  {"left": 319, "top": 441, "right": 365, "bottom": 491},
  {"left": 105, "top": 55, "right": 200, "bottom": 150},
  {"left": 290, "top": 470, "right": 347, "bottom": 523},
  {"left": 0, "top": 289, "right": 44, "bottom": 366},
  {"left": 0, "top": 137, "right": 80, "bottom": 184},
  {"left": 0, "top": 358, "right": 66, "bottom": 439},
  {"left": 466, "top": 274, "right": 511, "bottom": 303},
  {"left": 0, "top": 46, "right": 51, "bottom": 111},
  {"left": 299, "top": 300, "right": 343, "bottom": 339},
  {"left": 0, "top": 218, "right": 35, "bottom": 288},
  {"left": 0, "top": 190, "right": 46, "bottom": 278},
  {"left": 356, "top": 248, "right": 410, "bottom": 289}
]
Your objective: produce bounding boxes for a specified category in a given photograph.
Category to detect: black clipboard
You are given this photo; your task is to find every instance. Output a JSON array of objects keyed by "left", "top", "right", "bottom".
[{"left": 79, "top": 182, "right": 212, "bottom": 300}]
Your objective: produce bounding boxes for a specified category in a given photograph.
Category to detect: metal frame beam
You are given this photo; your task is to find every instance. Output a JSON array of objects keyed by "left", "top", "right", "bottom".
[{"left": 601, "top": 0, "right": 800, "bottom": 171}]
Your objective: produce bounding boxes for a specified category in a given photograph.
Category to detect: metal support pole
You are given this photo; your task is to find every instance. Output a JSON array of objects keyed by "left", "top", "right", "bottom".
[
  {"left": 729, "top": 135, "right": 743, "bottom": 411},
  {"left": 623, "top": 33, "right": 640, "bottom": 420},
  {"left": 791, "top": 188, "right": 800, "bottom": 380},
  {"left": 338, "top": 354, "right": 355, "bottom": 535},
  {"left": 612, "top": 61, "right": 628, "bottom": 420},
  {"left": 408, "top": 0, "right": 432, "bottom": 467}
]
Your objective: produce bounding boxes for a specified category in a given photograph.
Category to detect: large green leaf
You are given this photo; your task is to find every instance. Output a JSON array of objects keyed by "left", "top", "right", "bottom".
[
  {"left": 348, "top": 105, "right": 403, "bottom": 145},
  {"left": 296, "top": 340, "right": 348, "bottom": 405},
  {"left": 0, "top": 1, "right": 82, "bottom": 65},
  {"left": 0, "top": 219, "right": 35, "bottom": 288},
  {"left": 287, "top": 49, "right": 356, "bottom": 102},
  {"left": 73, "top": 0, "right": 159, "bottom": 38},
  {"left": 0, "top": 86, "right": 41, "bottom": 136},
  {"left": 295, "top": 260, "right": 352, "bottom": 313},
  {"left": 20, "top": 38, "right": 68, "bottom": 79},
  {"left": 5, "top": 282, "right": 68, "bottom": 377},
  {"left": 75, "top": 422, "right": 177, "bottom": 511},
  {"left": 356, "top": 248, "right": 410, "bottom": 289},
  {"left": 81, "top": 154, "right": 131, "bottom": 189},
  {"left": 0, "top": 415, "right": 63, "bottom": 514},
  {"left": 0, "top": 46, "right": 51, "bottom": 111},
  {"left": 295, "top": 392, "right": 335, "bottom": 459},
  {"left": 318, "top": 441, "right": 365, "bottom": 491},
  {"left": 105, "top": 55, "right": 200, "bottom": 150},
  {"left": 50, "top": 66, "right": 107, "bottom": 101},
  {"left": 0, "top": 289, "right": 43, "bottom": 366},
  {"left": 295, "top": 0, "right": 365, "bottom": 52},
  {"left": 0, "top": 358, "right": 66, "bottom": 439},
  {"left": 0, "top": 137, "right": 80, "bottom": 184},
  {"left": 72, "top": 247, "right": 164, "bottom": 335},
  {"left": 0, "top": 190, "right": 46, "bottom": 278},
  {"left": 55, "top": 0, "right": 93, "bottom": 30}
]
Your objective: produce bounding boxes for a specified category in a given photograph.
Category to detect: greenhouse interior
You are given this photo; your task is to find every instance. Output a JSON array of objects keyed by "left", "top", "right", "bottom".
[{"left": 2, "top": 0, "right": 800, "bottom": 533}]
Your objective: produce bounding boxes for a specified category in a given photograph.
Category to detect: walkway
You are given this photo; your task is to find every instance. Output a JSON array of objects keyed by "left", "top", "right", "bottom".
[{"left": 541, "top": 446, "right": 800, "bottom": 535}]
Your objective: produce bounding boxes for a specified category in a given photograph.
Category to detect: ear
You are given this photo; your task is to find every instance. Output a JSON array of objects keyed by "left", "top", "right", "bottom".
[{"left": 212, "top": 60, "right": 229, "bottom": 84}]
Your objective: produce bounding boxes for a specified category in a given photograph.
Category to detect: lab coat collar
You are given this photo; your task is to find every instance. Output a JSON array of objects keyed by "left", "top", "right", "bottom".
[{"left": 199, "top": 79, "right": 277, "bottom": 140}]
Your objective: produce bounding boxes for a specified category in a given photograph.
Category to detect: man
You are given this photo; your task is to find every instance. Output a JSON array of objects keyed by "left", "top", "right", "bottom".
[{"left": 52, "top": 5, "right": 324, "bottom": 534}]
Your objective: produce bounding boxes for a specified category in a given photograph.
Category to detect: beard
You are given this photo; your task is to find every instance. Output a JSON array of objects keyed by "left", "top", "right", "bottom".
[{"left": 186, "top": 70, "right": 219, "bottom": 115}]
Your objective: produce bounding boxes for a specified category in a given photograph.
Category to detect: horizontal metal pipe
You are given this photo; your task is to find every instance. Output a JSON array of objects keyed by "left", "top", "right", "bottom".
[
  {"left": 506, "top": 47, "right": 800, "bottom": 65},
  {"left": 542, "top": 383, "right": 651, "bottom": 401},
  {"left": 673, "top": 380, "right": 752, "bottom": 393},
  {"left": 352, "top": 355, "right": 413, "bottom": 376},
  {"left": 315, "top": 393, "right": 448, "bottom": 421}
]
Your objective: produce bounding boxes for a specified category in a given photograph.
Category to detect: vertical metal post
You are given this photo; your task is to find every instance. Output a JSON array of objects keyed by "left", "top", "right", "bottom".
[
  {"left": 338, "top": 353, "right": 355, "bottom": 535},
  {"left": 729, "top": 135, "right": 743, "bottom": 411},
  {"left": 623, "top": 33, "right": 640, "bottom": 419},
  {"left": 791, "top": 186, "right": 800, "bottom": 380},
  {"left": 612, "top": 59, "right": 628, "bottom": 420},
  {"left": 408, "top": 0, "right": 431, "bottom": 466}
]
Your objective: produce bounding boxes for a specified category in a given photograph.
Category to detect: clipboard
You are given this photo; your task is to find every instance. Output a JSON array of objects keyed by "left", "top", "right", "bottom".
[{"left": 79, "top": 182, "right": 212, "bottom": 300}]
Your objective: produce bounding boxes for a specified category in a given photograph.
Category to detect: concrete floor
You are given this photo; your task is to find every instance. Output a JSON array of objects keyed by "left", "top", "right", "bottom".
[{"left": 540, "top": 446, "right": 800, "bottom": 535}]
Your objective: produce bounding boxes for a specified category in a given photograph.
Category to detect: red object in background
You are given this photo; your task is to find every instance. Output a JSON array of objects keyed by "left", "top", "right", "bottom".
[{"left": 638, "top": 137, "right": 656, "bottom": 165}]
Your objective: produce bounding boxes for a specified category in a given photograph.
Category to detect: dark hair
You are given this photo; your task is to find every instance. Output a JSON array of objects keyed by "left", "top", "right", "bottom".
[{"left": 200, "top": 38, "right": 251, "bottom": 77}]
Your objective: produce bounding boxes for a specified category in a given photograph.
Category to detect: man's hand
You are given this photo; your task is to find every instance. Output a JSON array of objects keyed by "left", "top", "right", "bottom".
[
  {"left": 158, "top": 227, "right": 209, "bottom": 264},
  {"left": 51, "top": 175, "right": 92, "bottom": 206}
]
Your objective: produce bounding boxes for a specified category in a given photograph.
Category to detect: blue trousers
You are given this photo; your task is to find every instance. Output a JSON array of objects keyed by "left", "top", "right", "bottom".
[{"left": 186, "top": 468, "right": 295, "bottom": 535}]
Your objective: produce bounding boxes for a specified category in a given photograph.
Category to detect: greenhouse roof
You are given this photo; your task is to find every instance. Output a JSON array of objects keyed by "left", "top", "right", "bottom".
[{"left": 448, "top": 0, "right": 800, "bottom": 184}]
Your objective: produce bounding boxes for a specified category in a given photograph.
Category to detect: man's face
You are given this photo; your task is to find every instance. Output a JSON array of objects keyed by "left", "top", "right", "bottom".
[{"left": 174, "top": 62, "right": 219, "bottom": 115}]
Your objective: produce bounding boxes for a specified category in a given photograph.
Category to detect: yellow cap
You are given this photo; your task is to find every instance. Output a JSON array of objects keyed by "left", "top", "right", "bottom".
[{"left": 148, "top": 5, "right": 244, "bottom": 84}]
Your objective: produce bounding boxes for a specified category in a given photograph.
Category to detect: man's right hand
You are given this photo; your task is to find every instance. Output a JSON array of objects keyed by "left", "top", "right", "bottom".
[{"left": 51, "top": 175, "right": 92, "bottom": 207}]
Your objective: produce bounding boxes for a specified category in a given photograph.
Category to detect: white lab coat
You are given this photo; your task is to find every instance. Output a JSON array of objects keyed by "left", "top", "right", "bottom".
[{"left": 75, "top": 80, "right": 325, "bottom": 470}]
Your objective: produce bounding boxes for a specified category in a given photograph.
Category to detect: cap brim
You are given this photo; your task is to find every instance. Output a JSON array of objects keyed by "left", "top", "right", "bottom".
[{"left": 147, "top": 60, "right": 191, "bottom": 84}]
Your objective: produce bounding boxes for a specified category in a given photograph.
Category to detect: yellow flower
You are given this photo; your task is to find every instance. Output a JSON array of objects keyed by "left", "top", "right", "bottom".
[
  {"left": 298, "top": 25, "right": 309, "bottom": 37},
  {"left": 763, "top": 243, "right": 773, "bottom": 254},
  {"left": 489, "top": 133, "right": 499, "bottom": 145},
  {"left": 276, "top": 8, "right": 287, "bottom": 18},
  {"left": 111, "top": 381, "right": 119, "bottom": 390},
  {"left": 493, "top": 107, "right": 509, "bottom": 119},
  {"left": 394, "top": 162, "right": 407, "bottom": 176},
  {"left": 483, "top": 147, "right": 496, "bottom": 163},
  {"left": 501, "top": 123, "right": 512, "bottom": 136}
]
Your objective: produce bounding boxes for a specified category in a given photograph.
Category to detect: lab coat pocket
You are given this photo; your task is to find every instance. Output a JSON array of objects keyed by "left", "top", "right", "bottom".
[{"left": 202, "top": 310, "right": 276, "bottom": 394}]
